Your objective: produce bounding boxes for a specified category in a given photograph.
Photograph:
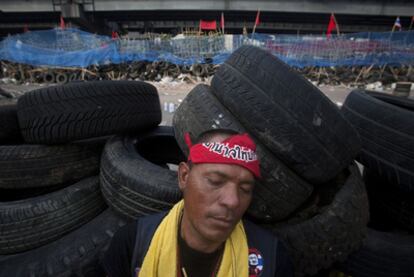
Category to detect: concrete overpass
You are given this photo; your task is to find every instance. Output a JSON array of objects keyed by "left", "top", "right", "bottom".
[
  {"left": 0, "top": 0, "right": 412, "bottom": 37},
  {"left": 1, "top": 0, "right": 413, "bottom": 16}
]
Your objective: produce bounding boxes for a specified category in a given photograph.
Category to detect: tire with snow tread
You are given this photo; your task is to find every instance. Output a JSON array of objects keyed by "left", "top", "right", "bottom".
[
  {"left": 0, "top": 176, "right": 106, "bottom": 254},
  {"left": 211, "top": 45, "right": 361, "bottom": 184},
  {"left": 0, "top": 209, "right": 126, "bottom": 277},
  {"left": 100, "top": 126, "right": 183, "bottom": 220},
  {"left": 173, "top": 84, "right": 313, "bottom": 222},
  {"left": 17, "top": 81, "right": 161, "bottom": 144},
  {"left": 0, "top": 143, "right": 101, "bottom": 189},
  {"left": 342, "top": 89, "right": 414, "bottom": 192},
  {"left": 269, "top": 164, "right": 369, "bottom": 276}
]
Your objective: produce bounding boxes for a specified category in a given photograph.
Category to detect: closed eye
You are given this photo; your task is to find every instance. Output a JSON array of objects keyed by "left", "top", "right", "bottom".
[
  {"left": 240, "top": 185, "right": 254, "bottom": 194},
  {"left": 206, "top": 177, "right": 224, "bottom": 187}
]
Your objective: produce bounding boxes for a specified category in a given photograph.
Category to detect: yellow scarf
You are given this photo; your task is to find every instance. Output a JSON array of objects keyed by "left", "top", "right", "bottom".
[{"left": 138, "top": 200, "right": 249, "bottom": 277}]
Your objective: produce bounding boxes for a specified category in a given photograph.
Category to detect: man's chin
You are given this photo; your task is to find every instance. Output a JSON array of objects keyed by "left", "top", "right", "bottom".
[{"left": 202, "top": 223, "right": 235, "bottom": 243}]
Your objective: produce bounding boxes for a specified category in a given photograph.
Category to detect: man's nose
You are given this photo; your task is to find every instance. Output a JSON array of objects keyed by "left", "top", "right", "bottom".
[{"left": 219, "top": 183, "right": 240, "bottom": 209}]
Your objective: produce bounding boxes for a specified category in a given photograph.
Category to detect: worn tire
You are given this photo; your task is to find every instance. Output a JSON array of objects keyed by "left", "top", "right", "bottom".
[
  {"left": 0, "top": 177, "right": 106, "bottom": 254},
  {"left": 0, "top": 209, "right": 126, "bottom": 277},
  {"left": 100, "top": 126, "right": 183, "bottom": 220},
  {"left": 269, "top": 164, "right": 369, "bottom": 276},
  {"left": 211, "top": 45, "right": 361, "bottom": 184},
  {"left": 339, "top": 228, "right": 414, "bottom": 277},
  {"left": 42, "top": 70, "right": 55, "bottom": 84},
  {"left": 55, "top": 72, "right": 68, "bottom": 85},
  {"left": 17, "top": 81, "right": 161, "bottom": 144},
  {"left": 0, "top": 143, "right": 101, "bottom": 189},
  {"left": 173, "top": 84, "right": 313, "bottom": 222},
  {"left": 0, "top": 101, "right": 22, "bottom": 143},
  {"left": 192, "top": 64, "right": 207, "bottom": 77},
  {"left": 342, "top": 89, "right": 414, "bottom": 192}
]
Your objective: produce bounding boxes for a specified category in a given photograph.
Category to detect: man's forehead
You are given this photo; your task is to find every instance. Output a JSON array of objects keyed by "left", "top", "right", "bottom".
[
  {"left": 201, "top": 133, "right": 232, "bottom": 144},
  {"left": 193, "top": 163, "right": 255, "bottom": 181}
]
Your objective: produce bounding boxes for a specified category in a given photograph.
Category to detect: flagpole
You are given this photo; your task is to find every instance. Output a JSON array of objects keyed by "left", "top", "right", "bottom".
[
  {"left": 332, "top": 13, "right": 340, "bottom": 35},
  {"left": 252, "top": 9, "right": 260, "bottom": 38},
  {"left": 221, "top": 12, "right": 225, "bottom": 35},
  {"left": 252, "top": 24, "right": 257, "bottom": 37},
  {"left": 409, "top": 17, "right": 414, "bottom": 31}
]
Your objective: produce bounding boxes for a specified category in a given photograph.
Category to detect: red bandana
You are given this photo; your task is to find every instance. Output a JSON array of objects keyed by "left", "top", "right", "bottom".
[{"left": 185, "top": 133, "right": 261, "bottom": 179}]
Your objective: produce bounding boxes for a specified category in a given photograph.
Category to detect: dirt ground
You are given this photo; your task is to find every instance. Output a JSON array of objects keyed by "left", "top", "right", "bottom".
[{"left": 0, "top": 79, "right": 391, "bottom": 126}]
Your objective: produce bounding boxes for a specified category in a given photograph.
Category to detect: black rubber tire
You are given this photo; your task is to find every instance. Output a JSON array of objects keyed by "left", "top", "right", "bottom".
[
  {"left": 211, "top": 45, "right": 361, "bottom": 184},
  {"left": 173, "top": 84, "right": 313, "bottom": 222},
  {"left": 0, "top": 177, "right": 106, "bottom": 254},
  {"left": 0, "top": 209, "right": 126, "bottom": 277},
  {"left": 342, "top": 89, "right": 414, "bottom": 192},
  {"left": 0, "top": 101, "right": 22, "bottom": 143},
  {"left": 269, "top": 164, "right": 369, "bottom": 276},
  {"left": 55, "top": 72, "right": 68, "bottom": 85},
  {"left": 364, "top": 169, "right": 414, "bottom": 233},
  {"left": 339, "top": 228, "right": 414, "bottom": 277},
  {"left": 100, "top": 126, "right": 183, "bottom": 220},
  {"left": 192, "top": 64, "right": 207, "bottom": 77},
  {"left": 364, "top": 90, "right": 414, "bottom": 110},
  {"left": 43, "top": 70, "right": 55, "bottom": 84},
  {"left": 17, "top": 80, "right": 162, "bottom": 144},
  {"left": 0, "top": 143, "right": 101, "bottom": 189}
]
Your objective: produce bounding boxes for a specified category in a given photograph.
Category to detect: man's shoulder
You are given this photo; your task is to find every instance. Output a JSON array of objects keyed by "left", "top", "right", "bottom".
[
  {"left": 136, "top": 211, "right": 167, "bottom": 227},
  {"left": 243, "top": 219, "right": 278, "bottom": 242}
]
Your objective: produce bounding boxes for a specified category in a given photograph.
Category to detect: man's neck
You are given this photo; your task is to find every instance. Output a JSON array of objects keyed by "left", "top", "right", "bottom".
[{"left": 180, "top": 213, "right": 223, "bottom": 254}]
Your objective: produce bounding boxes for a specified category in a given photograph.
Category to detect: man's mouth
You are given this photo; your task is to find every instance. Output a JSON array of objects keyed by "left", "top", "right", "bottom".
[{"left": 211, "top": 216, "right": 234, "bottom": 227}]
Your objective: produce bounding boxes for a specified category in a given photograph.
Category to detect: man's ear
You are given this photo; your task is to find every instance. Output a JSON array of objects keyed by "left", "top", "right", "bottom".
[{"left": 178, "top": 162, "right": 190, "bottom": 192}]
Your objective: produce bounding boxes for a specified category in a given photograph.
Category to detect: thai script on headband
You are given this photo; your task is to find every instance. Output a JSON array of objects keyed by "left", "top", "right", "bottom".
[{"left": 202, "top": 142, "right": 257, "bottom": 162}]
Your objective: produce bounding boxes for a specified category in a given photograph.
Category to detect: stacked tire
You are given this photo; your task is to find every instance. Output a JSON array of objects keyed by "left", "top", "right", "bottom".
[
  {"left": 0, "top": 80, "right": 172, "bottom": 276},
  {"left": 173, "top": 46, "right": 368, "bottom": 276},
  {"left": 339, "top": 89, "right": 414, "bottom": 276}
]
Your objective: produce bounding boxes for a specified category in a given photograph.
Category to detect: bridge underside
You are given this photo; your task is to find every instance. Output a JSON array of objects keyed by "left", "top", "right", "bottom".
[{"left": 0, "top": 0, "right": 411, "bottom": 37}]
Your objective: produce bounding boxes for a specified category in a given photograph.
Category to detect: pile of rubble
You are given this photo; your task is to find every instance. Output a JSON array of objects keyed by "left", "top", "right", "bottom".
[{"left": 1, "top": 60, "right": 413, "bottom": 88}]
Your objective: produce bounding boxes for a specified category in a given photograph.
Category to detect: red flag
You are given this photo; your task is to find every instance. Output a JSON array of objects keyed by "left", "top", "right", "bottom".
[
  {"left": 200, "top": 20, "right": 217, "bottom": 30},
  {"left": 255, "top": 10, "right": 261, "bottom": 26},
  {"left": 326, "top": 13, "right": 337, "bottom": 38},
  {"left": 60, "top": 16, "right": 65, "bottom": 29},
  {"left": 112, "top": 31, "right": 119, "bottom": 39},
  {"left": 221, "top": 12, "right": 225, "bottom": 30}
]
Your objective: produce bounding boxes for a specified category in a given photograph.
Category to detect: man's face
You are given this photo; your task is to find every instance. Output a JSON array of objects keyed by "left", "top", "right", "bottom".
[{"left": 178, "top": 161, "right": 255, "bottom": 246}]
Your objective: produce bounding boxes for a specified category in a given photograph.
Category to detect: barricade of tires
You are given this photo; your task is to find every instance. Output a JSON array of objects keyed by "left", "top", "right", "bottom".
[
  {"left": 0, "top": 80, "right": 172, "bottom": 276},
  {"left": 173, "top": 46, "right": 368, "bottom": 277},
  {"left": 336, "top": 89, "right": 414, "bottom": 277},
  {"left": 2, "top": 59, "right": 414, "bottom": 87},
  {"left": 0, "top": 61, "right": 217, "bottom": 84},
  {"left": 0, "top": 46, "right": 372, "bottom": 277}
]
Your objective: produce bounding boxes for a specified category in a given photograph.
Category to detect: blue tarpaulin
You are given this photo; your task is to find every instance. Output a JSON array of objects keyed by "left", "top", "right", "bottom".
[{"left": 1, "top": 28, "right": 413, "bottom": 68}]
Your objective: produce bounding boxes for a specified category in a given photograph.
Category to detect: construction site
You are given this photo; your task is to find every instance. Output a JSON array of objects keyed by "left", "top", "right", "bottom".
[{"left": 0, "top": 1, "right": 414, "bottom": 277}]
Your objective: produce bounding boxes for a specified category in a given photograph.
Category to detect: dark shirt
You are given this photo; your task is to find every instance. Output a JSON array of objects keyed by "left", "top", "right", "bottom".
[
  {"left": 103, "top": 222, "right": 136, "bottom": 277},
  {"left": 103, "top": 216, "right": 294, "bottom": 277},
  {"left": 177, "top": 231, "right": 223, "bottom": 277}
]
